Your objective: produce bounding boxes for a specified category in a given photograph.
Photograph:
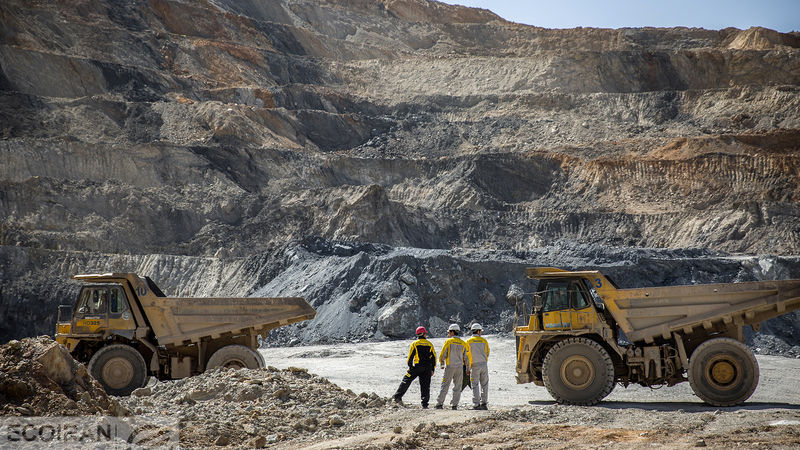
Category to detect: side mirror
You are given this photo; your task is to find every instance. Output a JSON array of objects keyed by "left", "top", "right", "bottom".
[
  {"left": 533, "top": 293, "right": 543, "bottom": 312},
  {"left": 590, "top": 289, "right": 606, "bottom": 311}
]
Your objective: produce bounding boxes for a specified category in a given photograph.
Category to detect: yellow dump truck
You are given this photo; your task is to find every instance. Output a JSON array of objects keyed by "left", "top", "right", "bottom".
[
  {"left": 55, "top": 273, "right": 315, "bottom": 395},
  {"left": 514, "top": 267, "right": 800, "bottom": 406}
]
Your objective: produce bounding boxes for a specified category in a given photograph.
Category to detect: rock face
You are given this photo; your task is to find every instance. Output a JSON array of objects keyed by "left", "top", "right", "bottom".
[
  {"left": 258, "top": 241, "right": 800, "bottom": 349},
  {"left": 1, "top": 1, "right": 799, "bottom": 345}
]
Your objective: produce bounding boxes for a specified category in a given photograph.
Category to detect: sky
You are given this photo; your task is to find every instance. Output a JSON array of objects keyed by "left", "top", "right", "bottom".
[{"left": 438, "top": 1, "right": 800, "bottom": 33}]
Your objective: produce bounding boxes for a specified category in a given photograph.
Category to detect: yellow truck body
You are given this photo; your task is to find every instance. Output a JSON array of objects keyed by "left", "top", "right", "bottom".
[
  {"left": 55, "top": 273, "right": 315, "bottom": 395},
  {"left": 514, "top": 267, "right": 800, "bottom": 406}
]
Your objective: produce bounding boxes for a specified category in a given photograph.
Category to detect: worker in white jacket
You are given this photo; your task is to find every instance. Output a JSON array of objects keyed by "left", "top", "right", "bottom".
[
  {"left": 435, "top": 324, "right": 468, "bottom": 409},
  {"left": 466, "top": 322, "right": 490, "bottom": 410}
]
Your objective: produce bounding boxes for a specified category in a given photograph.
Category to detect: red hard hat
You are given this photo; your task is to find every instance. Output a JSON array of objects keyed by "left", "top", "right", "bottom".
[{"left": 415, "top": 326, "right": 427, "bottom": 336}]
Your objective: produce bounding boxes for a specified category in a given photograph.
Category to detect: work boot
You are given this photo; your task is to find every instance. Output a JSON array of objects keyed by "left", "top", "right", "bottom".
[
  {"left": 470, "top": 405, "right": 482, "bottom": 410},
  {"left": 480, "top": 403, "right": 488, "bottom": 410},
  {"left": 435, "top": 404, "right": 443, "bottom": 409},
  {"left": 421, "top": 404, "right": 428, "bottom": 409},
  {"left": 451, "top": 406, "right": 458, "bottom": 410},
  {"left": 393, "top": 396, "right": 402, "bottom": 404}
]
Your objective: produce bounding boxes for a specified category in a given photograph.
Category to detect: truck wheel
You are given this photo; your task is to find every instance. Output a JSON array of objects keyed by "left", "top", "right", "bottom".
[
  {"left": 542, "top": 337, "right": 615, "bottom": 405},
  {"left": 206, "top": 345, "right": 264, "bottom": 370},
  {"left": 688, "top": 337, "right": 759, "bottom": 407},
  {"left": 87, "top": 344, "right": 148, "bottom": 396}
]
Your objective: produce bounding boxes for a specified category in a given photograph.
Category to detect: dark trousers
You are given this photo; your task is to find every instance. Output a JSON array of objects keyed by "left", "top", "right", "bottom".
[{"left": 394, "top": 365, "right": 433, "bottom": 406}]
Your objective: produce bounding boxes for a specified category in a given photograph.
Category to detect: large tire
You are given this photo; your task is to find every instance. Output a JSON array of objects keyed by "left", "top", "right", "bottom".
[
  {"left": 542, "top": 337, "right": 615, "bottom": 405},
  {"left": 206, "top": 345, "right": 263, "bottom": 371},
  {"left": 87, "top": 344, "right": 148, "bottom": 396},
  {"left": 688, "top": 337, "right": 759, "bottom": 407}
]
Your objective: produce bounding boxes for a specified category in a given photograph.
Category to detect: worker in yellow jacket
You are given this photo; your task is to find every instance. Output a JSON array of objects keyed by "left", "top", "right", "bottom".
[
  {"left": 393, "top": 326, "right": 437, "bottom": 408},
  {"left": 435, "top": 324, "right": 469, "bottom": 410},
  {"left": 466, "top": 322, "right": 490, "bottom": 410}
]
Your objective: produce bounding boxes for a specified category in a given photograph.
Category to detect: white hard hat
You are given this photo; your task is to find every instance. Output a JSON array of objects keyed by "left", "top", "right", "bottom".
[
  {"left": 470, "top": 323, "right": 483, "bottom": 331},
  {"left": 448, "top": 324, "right": 460, "bottom": 332}
]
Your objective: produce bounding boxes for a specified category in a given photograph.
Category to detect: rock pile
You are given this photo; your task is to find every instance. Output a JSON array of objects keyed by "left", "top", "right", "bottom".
[
  {"left": 120, "top": 365, "right": 391, "bottom": 447},
  {"left": 0, "top": 336, "right": 125, "bottom": 416}
]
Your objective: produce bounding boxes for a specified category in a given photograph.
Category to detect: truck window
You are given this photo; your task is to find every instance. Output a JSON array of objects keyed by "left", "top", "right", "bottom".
[
  {"left": 540, "top": 280, "right": 590, "bottom": 312},
  {"left": 75, "top": 285, "right": 132, "bottom": 317},
  {"left": 541, "top": 282, "right": 569, "bottom": 312},
  {"left": 76, "top": 287, "right": 108, "bottom": 316},
  {"left": 569, "top": 281, "right": 590, "bottom": 309},
  {"left": 76, "top": 289, "right": 90, "bottom": 314},
  {"left": 108, "top": 286, "right": 129, "bottom": 316}
]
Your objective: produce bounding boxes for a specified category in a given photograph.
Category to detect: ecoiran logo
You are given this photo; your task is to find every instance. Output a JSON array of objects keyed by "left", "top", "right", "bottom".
[{"left": 0, "top": 416, "right": 178, "bottom": 448}]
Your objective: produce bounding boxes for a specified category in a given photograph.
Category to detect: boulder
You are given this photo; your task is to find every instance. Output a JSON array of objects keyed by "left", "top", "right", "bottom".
[
  {"left": 377, "top": 297, "right": 418, "bottom": 337},
  {"left": 506, "top": 284, "right": 524, "bottom": 305},
  {"left": 480, "top": 289, "right": 496, "bottom": 306},
  {"left": 400, "top": 273, "right": 417, "bottom": 286},
  {"left": 0, "top": 336, "right": 125, "bottom": 416}
]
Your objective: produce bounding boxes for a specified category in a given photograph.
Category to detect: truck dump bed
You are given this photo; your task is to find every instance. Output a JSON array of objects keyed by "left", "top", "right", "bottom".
[
  {"left": 140, "top": 296, "right": 316, "bottom": 347},
  {"left": 526, "top": 268, "right": 800, "bottom": 344},
  {"left": 73, "top": 273, "right": 316, "bottom": 347},
  {"left": 609, "top": 280, "right": 800, "bottom": 343}
]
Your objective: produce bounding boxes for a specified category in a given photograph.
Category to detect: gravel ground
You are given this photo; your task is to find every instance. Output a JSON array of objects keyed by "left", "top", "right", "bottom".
[
  {"left": 5, "top": 336, "right": 798, "bottom": 448},
  {"left": 261, "top": 335, "right": 800, "bottom": 407},
  {"left": 254, "top": 336, "right": 800, "bottom": 449}
]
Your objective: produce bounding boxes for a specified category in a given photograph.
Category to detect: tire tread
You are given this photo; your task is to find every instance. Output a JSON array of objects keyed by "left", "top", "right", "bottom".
[
  {"left": 206, "top": 344, "right": 263, "bottom": 370},
  {"left": 542, "top": 337, "right": 615, "bottom": 406},
  {"left": 688, "top": 337, "right": 759, "bottom": 407},
  {"left": 87, "top": 344, "right": 148, "bottom": 396}
]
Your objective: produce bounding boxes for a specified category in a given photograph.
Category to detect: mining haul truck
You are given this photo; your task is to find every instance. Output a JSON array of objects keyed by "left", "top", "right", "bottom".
[
  {"left": 55, "top": 273, "right": 316, "bottom": 396},
  {"left": 514, "top": 267, "right": 800, "bottom": 406}
]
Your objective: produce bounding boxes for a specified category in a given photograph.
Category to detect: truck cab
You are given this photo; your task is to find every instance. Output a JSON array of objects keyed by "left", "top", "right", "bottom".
[
  {"left": 535, "top": 277, "right": 600, "bottom": 331},
  {"left": 59, "top": 284, "right": 136, "bottom": 337},
  {"left": 514, "top": 272, "right": 619, "bottom": 393},
  {"left": 56, "top": 277, "right": 147, "bottom": 357}
]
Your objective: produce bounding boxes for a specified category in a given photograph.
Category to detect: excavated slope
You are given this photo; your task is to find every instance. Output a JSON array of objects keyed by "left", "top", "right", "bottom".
[{"left": 1, "top": 0, "right": 799, "bottom": 343}]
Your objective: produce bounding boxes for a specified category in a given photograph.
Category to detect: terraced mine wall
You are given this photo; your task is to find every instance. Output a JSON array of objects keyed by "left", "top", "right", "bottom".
[{"left": 1, "top": 0, "right": 799, "bottom": 348}]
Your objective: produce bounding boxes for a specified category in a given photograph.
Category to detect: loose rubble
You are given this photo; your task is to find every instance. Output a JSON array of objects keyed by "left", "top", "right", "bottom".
[
  {"left": 0, "top": 336, "right": 126, "bottom": 417},
  {"left": 119, "top": 365, "right": 392, "bottom": 447}
]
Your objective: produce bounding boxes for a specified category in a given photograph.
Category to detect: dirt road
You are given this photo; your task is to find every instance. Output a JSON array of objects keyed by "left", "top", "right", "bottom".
[
  {"left": 261, "top": 336, "right": 800, "bottom": 449},
  {"left": 263, "top": 335, "right": 800, "bottom": 407}
]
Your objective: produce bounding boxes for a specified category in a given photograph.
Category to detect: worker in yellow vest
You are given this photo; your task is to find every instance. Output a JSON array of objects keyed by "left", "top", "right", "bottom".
[
  {"left": 435, "top": 323, "right": 468, "bottom": 409},
  {"left": 466, "top": 322, "right": 490, "bottom": 410}
]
